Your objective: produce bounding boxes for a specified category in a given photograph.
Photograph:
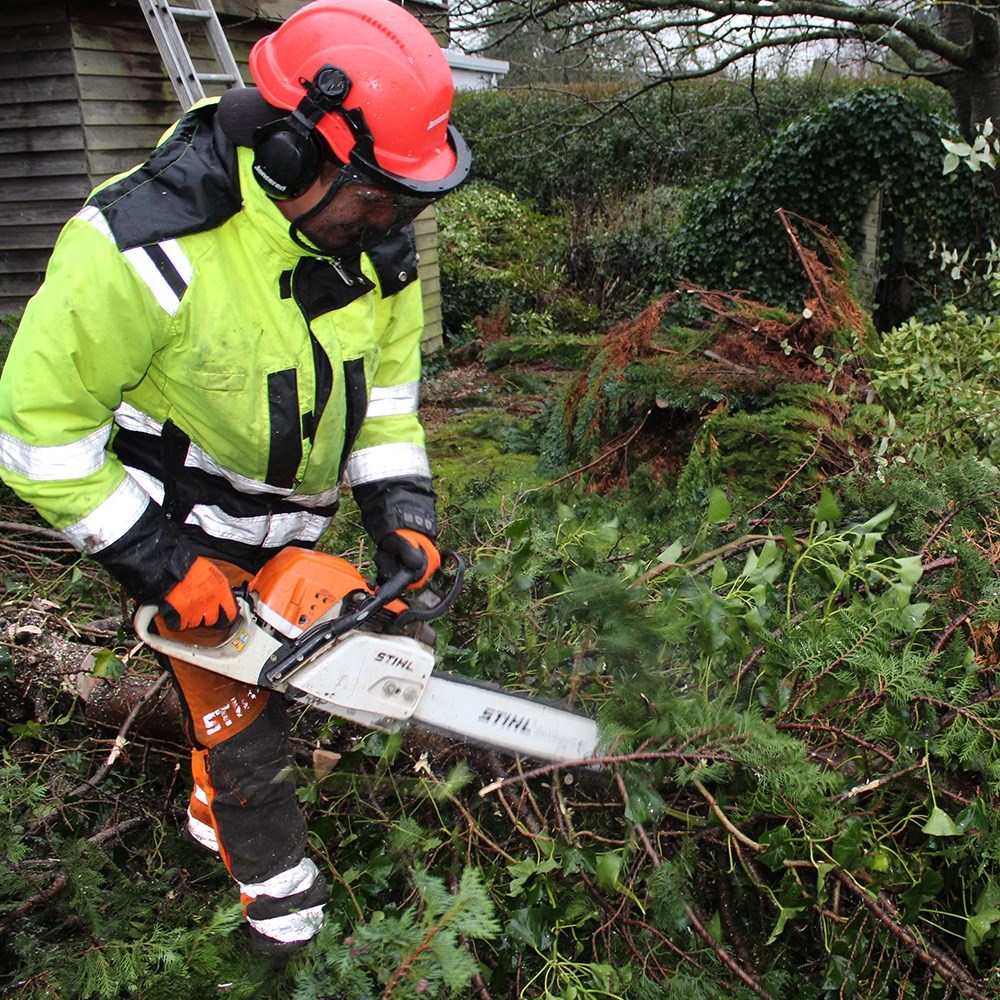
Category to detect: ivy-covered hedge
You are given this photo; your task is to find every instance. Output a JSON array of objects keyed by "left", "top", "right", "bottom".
[
  {"left": 449, "top": 83, "right": 996, "bottom": 329},
  {"left": 671, "top": 88, "right": 1000, "bottom": 322}
]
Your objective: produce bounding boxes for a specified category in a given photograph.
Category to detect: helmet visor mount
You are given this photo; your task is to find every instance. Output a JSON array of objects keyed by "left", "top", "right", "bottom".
[
  {"left": 335, "top": 103, "right": 472, "bottom": 198},
  {"left": 302, "top": 65, "right": 472, "bottom": 198},
  {"left": 282, "top": 62, "right": 470, "bottom": 256}
]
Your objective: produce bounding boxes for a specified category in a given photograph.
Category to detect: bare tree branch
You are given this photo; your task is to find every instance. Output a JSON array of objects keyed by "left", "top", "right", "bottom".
[{"left": 451, "top": 0, "right": 1000, "bottom": 137}]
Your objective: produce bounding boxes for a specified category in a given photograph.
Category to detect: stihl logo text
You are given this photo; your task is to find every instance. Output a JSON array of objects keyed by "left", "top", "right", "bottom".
[
  {"left": 479, "top": 707, "right": 531, "bottom": 733},
  {"left": 374, "top": 651, "right": 414, "bottom": 672},
  {"left": 202, "top": 690, "right": 260, "bottom": 737}
]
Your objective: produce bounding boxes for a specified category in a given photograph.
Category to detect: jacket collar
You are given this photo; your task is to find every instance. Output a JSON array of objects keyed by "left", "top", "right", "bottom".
[{"left": 235, "top": 146, "right": 319, "bottom": 264}]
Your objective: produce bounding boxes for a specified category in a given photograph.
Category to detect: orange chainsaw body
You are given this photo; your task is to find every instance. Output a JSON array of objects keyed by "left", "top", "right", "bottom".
[{"left": 249, "top": 547, "right": 407, "bottom": 638}]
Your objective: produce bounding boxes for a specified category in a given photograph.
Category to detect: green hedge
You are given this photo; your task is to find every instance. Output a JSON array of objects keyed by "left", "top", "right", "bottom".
[
  {"left": 452, "top": 83, "right": 992, "bottom": 326},
  {"left": 436, "top": 182, "right": 596, "bottom": 343},
  {"left": 453, "top": 76, "right": 950, "bottom": 212}
]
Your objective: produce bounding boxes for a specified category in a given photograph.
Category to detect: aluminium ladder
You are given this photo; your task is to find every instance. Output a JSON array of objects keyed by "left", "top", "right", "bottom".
[{"left": 140, "top": 0, "right": 245, "bottom": 110}]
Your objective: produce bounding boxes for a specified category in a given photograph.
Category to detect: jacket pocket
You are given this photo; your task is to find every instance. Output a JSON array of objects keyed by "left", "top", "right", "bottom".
[{"left": 182, "top": 370, "right": 248, "bottom": 392}]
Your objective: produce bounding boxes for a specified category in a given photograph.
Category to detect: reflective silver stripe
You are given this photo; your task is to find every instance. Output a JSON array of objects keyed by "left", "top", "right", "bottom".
[
  {"left": 193, "top": 785, "right": 209, "bottom": 805},
  {"left": 78, "top": 204, "right": 114, "bottom": 242},
  {"left": 343, "top": 442, "right": 430, "bottom": 487},
  {"left": 115, "top": 401, "right": 163, "bottom": 435},
  {"left": 185, "top": 447, "right": 292, "bottom": 497},
  {"left": 78, "top": 212, "right": 193, "bottom": 314},
  {"left": 161, "top": 237, "right": 194, "bottom": 285},
  {"left": 262, "top": 510, "right": 329, "bottom": 548},
  {"left": 0, "top": 424, "right": 111, "bottom": 481},
  {"left": 185, "top": 446, "right": 340, "bottom": 507},
  {"left": 288, "top": 485, "right": 341, "bottom": 510},
  {"left": 123, "top": 245, "right": 182, "bottom": 315},
  {"left": 246, "top": 904, "right": 325, "bottom": 944},
  {"left": 366, "top": 381, "right": 419, "bottom": 418},
  {"left": 118, "top": 403, "right": 278, "bottom": 496},
  {"left": 184, "top": 504, "right": 330, "bottom": 547},
  {"left": 240, "top": 858, "right": 320, "bottom": 901},
  {"left": 62, "top": 474, "right": 150, "bottom": 554},
  {"left": 115, "top": 402, "right": 340, "bottom": 508},
  {"left": 119, "top": 237, "right": 192, "bottom": 318},
  {"left": 241, "top": 858, "right": 326, "bottom": 941},
  {"left": 124, "top": 466, "right": 166, "bottom": 505},
  {"left": 186, "top": 810, "right": 219, "bottom": 853}
]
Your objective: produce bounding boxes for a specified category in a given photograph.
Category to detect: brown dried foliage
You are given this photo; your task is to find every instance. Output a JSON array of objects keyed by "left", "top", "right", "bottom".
[{"left": 559, "top": 215, "right": 872, "bottom": 488}]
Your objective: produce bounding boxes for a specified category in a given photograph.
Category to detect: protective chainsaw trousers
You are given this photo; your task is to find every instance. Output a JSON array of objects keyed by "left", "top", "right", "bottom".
[{"left": 160, "top": 559, "right": 328, "bottom": 954}]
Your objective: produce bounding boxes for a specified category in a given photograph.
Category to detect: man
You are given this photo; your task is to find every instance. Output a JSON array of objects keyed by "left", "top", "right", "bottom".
[{"left": 0, "top": 0, "right": 470, "bottom": 958}]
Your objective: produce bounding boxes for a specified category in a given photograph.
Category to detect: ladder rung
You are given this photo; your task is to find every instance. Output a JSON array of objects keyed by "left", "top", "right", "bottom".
[
  {"left": 168, "top": 6, "right": 211, "bottom": 19},
  {"left": 142, "top": 0, "right": 244, "bottom": 108}
]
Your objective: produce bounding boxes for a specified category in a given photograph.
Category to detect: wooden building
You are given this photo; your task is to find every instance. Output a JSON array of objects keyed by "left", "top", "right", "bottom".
[{"left": 0, "top": 0, "right": 448, "bottom": 349}]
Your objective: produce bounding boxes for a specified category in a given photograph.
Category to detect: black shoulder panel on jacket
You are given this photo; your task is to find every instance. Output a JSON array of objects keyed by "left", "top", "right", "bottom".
[
  {"left": 87, "top": 104, "right": 242, "bottom": 251},
  {"left": 367, "top": 226, "right": 419, "bottom": 298}
]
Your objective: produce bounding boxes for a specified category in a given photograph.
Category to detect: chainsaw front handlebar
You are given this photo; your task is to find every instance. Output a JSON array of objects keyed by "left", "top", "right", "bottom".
[
  {"left": 392, "top": 549, "right": 464, "bottom": 627},
  {"left": 262, "top": 550, "right": 465, "bottom": 684}
]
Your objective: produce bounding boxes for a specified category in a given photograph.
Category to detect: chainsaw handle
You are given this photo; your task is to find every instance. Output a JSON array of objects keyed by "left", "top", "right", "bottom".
[
  {"left": 332, "top": 549, "right": 464, "bottom": 629},
  {"left": 133, "top": 596, "right": 253, "bottom": 661},
  {"left": 393, "top": 550, "right": 465, "bottom": 626}
]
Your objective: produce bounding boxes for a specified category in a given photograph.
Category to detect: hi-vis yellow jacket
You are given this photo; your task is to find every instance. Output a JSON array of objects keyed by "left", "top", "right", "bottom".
[{"left": 0, "top": 102, "right": 436, "bottom": 603}]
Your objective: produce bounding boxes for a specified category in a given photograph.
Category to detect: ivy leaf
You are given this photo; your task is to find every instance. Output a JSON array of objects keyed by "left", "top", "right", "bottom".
[
  {"left": 965, "top": 907, "right": 1000, "bottom": 963},
  {"left": 595, "top": 851, "right": 625, "bottom": 893},
  {"left": 853, "top": 504, "right": 896, "bottom": 534},
  {"left": 956, "top": 800, "right": 989, "bottom": 833},
  {"left": 922, "top": 806, "right": 962, "bottom": 837},
  {"left": 759, "top": 825, "right": 795, "bottom": 870},
  {"left": 894, "top": 555, "right": 923, "bottom": 587},
  {"left": 656, "top": 540, "right": 684, "bottom": 565},
  {"left": 815, "top": 488, "right": 841, "bottom": 525},
  {"left": 707, "top": 487, "right": 732, "bottom": 524},
  {"left": 766, "top": 905, "right": 805, "bottom": 945},
  {"left": 831, "top": 817, "right": 865, "bottom": 868},
  {"left": 91, "top": 649, "right": 126, "bottom": 679},
  {"left": 623, "top": 780, "right": 666, "bottom": 825},
  {"left": 902, "top": 869, "right": 944, "bottom": 924},
  {"left": 896, "top": 601, "right": 931, "bottom": 632},
  {"left": 507, "top": 906, "right": 555, "bottom": 951}
]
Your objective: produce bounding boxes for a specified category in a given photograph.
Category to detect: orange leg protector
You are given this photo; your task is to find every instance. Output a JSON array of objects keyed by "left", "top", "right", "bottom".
[{"left": 162, "top": 560, "right": 328, "bottom": 954}]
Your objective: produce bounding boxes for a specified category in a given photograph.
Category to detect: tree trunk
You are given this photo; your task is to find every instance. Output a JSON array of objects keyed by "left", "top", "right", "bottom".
[
  {"left": 1, "top": 598, "right": 183, "bottom": 741},
  {"left": 940, "top": 0, "right": 1000, "bottom": 141}
]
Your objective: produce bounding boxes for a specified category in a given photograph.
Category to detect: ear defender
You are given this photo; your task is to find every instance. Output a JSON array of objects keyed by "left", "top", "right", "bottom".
[{"left": 251, "top": 65, "right": 352, "bottom": 200}]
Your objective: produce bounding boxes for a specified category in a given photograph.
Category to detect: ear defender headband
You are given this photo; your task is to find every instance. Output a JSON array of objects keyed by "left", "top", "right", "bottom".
[{"left": 251, "top": 65, "right": 352, "bottom": 200}]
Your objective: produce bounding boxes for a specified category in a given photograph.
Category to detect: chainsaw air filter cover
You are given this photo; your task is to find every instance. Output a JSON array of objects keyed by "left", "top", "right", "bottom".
[{"left": 250, "top": 547, "right": 374, "bottom": 639}]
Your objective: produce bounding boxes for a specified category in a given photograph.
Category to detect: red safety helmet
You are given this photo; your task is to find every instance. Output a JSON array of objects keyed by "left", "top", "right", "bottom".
[{"left": 249, "top": 0, "right": 470, "bottom": 196}]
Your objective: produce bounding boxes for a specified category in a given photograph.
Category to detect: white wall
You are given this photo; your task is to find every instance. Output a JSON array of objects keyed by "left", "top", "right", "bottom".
[{"left": 445, "top": 50, "right": 509, "bottom": 91}]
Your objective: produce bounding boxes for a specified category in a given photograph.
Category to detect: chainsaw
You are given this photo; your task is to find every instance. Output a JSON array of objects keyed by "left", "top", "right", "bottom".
[{"left": 133, "top": 546, "right": 600, "bottom": 764}]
